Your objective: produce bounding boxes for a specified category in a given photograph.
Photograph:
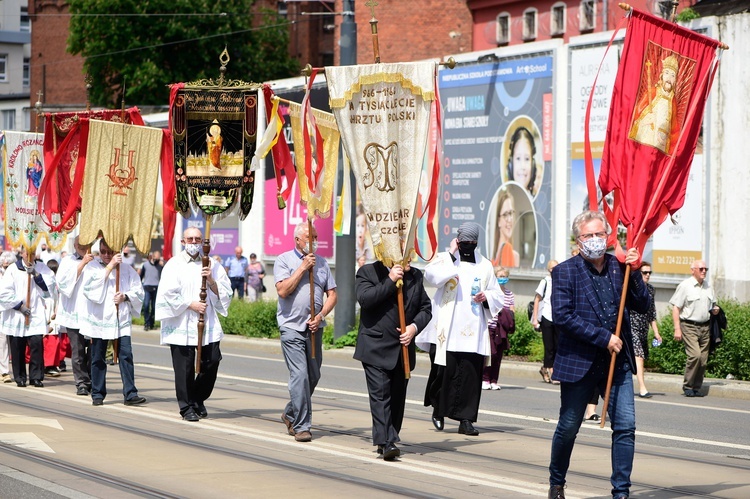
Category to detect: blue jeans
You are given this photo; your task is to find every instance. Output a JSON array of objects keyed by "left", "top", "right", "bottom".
[
  {"left": 142, "top": 286, "right": 158, "bottom": 328},
  {"left": 91, "top": 336, "right": 139, "bottom": 402},
  {"left": 549, "top": 359, "right": 635, "bottom": 498}
]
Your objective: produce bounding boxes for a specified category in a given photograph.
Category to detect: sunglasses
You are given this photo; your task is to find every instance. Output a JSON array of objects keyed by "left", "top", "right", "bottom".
[
  {"left": 695, "top": 267, "right": 708, "bottom": 272},
  {"left": 641, "top": 271, "right": 652, "bottom": 275}
]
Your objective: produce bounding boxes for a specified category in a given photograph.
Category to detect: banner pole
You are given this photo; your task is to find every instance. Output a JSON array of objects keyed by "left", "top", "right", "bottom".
[
  {"left": 197, "top": 219, "right": 211, "bottom": 373},
  {"left": 397, "top": 279, "right": 411, "bottom": 380},
  {"left": 599, "top": 266, "right": 630, "bottom": 427},
  {"left": 308, "top": 218, "right": 317, "bottom": 359}
]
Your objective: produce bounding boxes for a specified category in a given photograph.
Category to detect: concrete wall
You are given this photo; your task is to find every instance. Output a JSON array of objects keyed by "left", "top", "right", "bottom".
[{"left": 701, "top": 13, "right": 750, "bottom": 302}]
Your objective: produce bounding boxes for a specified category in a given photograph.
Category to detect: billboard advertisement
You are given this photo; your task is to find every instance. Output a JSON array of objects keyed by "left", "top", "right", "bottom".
[{"left": 438, "top": 55, "right": 554, "bottom": 269}]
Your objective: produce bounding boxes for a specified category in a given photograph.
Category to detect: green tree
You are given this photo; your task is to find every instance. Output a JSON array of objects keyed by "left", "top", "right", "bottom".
[{"left": 67, "top": 0, "right": 299, "bottom": 106}]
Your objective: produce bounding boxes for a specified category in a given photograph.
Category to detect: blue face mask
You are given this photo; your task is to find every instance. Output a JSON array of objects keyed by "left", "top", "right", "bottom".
[{"left": 497, "top": 277, "right": 509, "bottom": 286}]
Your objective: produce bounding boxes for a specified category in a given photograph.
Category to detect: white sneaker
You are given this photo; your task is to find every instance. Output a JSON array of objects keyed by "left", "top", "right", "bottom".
[
  {"left": 491, "top": 383, "right": 501, "bottom": 390},
  {"left": 482, "top": 381, "right": 491, "bottom": 390}
]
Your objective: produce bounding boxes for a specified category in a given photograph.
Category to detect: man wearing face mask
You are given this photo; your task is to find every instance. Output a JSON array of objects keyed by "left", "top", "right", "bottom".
[
  {"left": 275, "top": 222, "right": 337, "bottom": 442},
  {"left": 547, "top": 211, "right": 651, "bottom": 499},
  {"left": 416, "top": 222, "right": 503, "bottom": 436},
  {"left": 156, "top": 227, "right": 232, "bottom": 421}
]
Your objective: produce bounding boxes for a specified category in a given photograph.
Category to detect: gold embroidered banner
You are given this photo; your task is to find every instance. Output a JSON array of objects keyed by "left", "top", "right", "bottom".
[
  {"left": 289, "top": 102, "right": 339, "bottom": 219},
  {"left": 2, "top": 131, "right": 66, "bottom": 252},
  {"left": 326, "top": 62, "right": 437, "bottom": 267},
  {"left": 78, "top": 120, "right": 162, "bottom": 252}
]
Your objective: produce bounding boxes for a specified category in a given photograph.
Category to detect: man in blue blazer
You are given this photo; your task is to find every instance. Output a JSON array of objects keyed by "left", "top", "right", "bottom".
[
  {"left": 547, "top": 211, "right": 651, "bottom": 499},
  {"left": 354, "top": 261, "right": 432, "bottom": 461}
]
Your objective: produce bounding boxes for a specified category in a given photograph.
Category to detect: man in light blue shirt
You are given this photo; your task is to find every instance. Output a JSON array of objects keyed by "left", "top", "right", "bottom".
[{"left": 224, "top": 246, "right": 248, "bottom": 300}]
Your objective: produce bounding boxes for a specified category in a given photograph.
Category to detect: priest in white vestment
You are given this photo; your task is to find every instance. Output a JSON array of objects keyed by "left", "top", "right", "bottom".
[
  {"left": 156, "top": 227, "right": 232, "bottom": 421},
  {"left": 0, "top": 249, "right": 57, "bottom": 387},
  {"left": 416, "top": 222, "right": 503, "bottom": 436},
  {"left": 81, "top": 239, "right": 146, "bottom": 406}
]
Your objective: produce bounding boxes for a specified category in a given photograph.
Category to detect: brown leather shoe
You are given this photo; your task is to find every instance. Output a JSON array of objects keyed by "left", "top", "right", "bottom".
[
  {"left": 281, "top": 413, "right": 295, "bottom": 436},
  {"left": 294, "top": 430, "right": 312, "bottom": 442},
  {"left": 548, "top": 484, "right": 565, "bottom": 499}
]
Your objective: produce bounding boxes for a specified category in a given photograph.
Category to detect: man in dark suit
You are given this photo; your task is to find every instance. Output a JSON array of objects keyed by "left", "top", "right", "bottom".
[
  {"left": 547, "top": 211, "right": 651, "bottom": 499},
  {"left": 354, "top": 261, "right": 432, "bottom": 461}
]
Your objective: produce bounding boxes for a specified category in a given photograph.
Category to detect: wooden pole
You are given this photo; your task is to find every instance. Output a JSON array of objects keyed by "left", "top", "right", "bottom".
[
  {"left": 396, "top": 280, "right": 411, "bottom": 380},
  {"left": 197, "top": 219, "right": 211, "bottom": 373},
  {"left": 113, "top": 262, "right": 120, "bottom": 364},
  {"left": 600, "top": 266, "right": 631, "bottom": 427},
  {"left": 308, "top": 218, "right": 317, "bottom": 359},
  {"left": 25, "top": 272, "right": 31, "bottom": 327}
]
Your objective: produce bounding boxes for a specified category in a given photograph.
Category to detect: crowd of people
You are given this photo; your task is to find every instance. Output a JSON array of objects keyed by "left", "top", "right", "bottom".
[{"left": 0, "top": 212, "right": 720, "bottom": 499}]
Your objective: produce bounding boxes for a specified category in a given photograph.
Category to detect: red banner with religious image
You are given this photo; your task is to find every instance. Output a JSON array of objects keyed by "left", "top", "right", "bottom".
[{"left": 597, "top": 8, "right": 720, "bottom": 253}]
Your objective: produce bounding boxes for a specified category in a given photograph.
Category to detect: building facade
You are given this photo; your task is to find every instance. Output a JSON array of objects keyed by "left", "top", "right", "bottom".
[
  {"left": 0, "top": 0, "right": 32, "bottom": 131},
  {"left": 468, "top": 0, "right": 696, "bottom": 50}
]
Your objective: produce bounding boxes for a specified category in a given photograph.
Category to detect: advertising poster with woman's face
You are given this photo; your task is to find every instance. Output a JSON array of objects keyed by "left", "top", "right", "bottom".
[{"left": 436, "top": 54, "right": 553, "bottom": 269}]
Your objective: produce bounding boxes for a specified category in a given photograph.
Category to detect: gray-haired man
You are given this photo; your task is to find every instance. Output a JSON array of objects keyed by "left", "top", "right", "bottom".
[{"left": 274, "top": 223, "right": 337, "bottom": 442}]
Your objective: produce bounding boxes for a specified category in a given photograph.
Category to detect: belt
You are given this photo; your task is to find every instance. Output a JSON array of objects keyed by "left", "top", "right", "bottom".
[{"left": 681, "top": 318, "right": 709, "bottom": 326}]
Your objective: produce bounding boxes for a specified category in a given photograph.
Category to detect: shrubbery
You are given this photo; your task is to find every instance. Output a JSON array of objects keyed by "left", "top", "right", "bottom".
[
  {"left": 218, "top": 299, "right": 280, "bottom": 338},
  {"left": 215, "top": 298, "right": 750, "bottom": 381}
]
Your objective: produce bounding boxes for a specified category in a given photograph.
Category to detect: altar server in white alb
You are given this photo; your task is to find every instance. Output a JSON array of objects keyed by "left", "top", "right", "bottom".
[
  {"left": 416, "top": 222, "right": 504, "bottom": 436},
  {"left": 82, "top": 238, "right": 146, "bottom": 406},
  {"left": 57, "top": 236, "right": 95, "bottom": 396},
  {"left": 0, "top": 248, "right": 57, "bottom": 387},
  {"left": 156, "top": 227, "right": 232, "bottom": 422}
]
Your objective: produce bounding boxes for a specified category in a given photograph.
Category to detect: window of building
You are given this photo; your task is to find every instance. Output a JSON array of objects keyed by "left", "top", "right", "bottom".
[
  {"left": 657, "top": 1, "right": 674, "bottom": 19},
  {"left": 580, "top": 0, "right": 595, "bottom": 32},
  {"left": 496, "top": 13, "right": 510, "bottom": 45},
  {"left": 277, "top": 1, "right": 287, "bottom": 17},
  {"left": 20, "top": 6, "right": 30, "bottom": 32},
  {"left": 0, "top": 55, "right": 8, "bottom": 82},
  {"left": 551, "top": 3, "right": 566, "bottom": 36},
  {"left": 2, "top": 110, "right": 16, "bottom": 130},
  {"left": 23, "top": 58, "right": 30, "bottom": 87},
  {"left": 523, "top": 8, "right": 537, "bottom": 41}
]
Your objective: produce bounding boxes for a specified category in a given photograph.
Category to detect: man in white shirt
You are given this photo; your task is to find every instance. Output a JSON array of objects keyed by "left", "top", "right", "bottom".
[
  {"left": 156, "top": 227, "right": 232, "bottom": 421},
  {"left": 81, "top": 239, "right": 146, "bottom": 406}
]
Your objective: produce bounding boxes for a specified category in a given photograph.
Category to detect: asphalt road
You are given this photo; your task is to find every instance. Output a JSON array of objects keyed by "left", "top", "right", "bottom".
[{"left": 1, "top": 328, "right": 749, "bottom": 498}]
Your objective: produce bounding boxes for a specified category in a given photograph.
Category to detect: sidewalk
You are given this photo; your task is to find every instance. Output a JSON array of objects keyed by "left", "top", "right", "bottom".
[{"left": 213, "top": 332, "right": 750, "bottom": 401}]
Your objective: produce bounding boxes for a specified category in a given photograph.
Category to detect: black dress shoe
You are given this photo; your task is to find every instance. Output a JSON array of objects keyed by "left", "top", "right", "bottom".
[
  {"left": 431, "top": 413, "right": 444, "bottom": 431},
  {"left": 182, "top": 410, "right": 200, "bottom": 422},
  {"left": 382, "top": 443, "right": 400, "bottom": 461},
  {"left": 92, "top": 398, "right": 104, "bottom": 406},
  {"left": 195, "top": 404, "right": 208, "bottom": 418},
  {"left": 684, "top": 389, "right": 695, "bottom": 397},
  {"left": 16, "top": 381, "right": 26, "bottom": 387},
  {"left": 458, "top": 420, "right": 479, "bottom": 436},
  {"left": 377, "top": 444, "right": 384, "bottom": 455},
  {"left": 31, "top": 380, "right": 44, "bottom": 388},
  {"left": 124, "top": 396, "right": 147, "bottom": 406}
]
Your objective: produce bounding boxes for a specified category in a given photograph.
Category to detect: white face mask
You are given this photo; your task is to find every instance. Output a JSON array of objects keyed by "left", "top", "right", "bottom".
[
  {"left": 184, "top": 243, "right": 201, "bottom": 257},
  {"left": 579, "top": 237, "right": 607, "bottom": 260},
  {"left": 301, "top": 241, "right": 318, "bottom": 254}
]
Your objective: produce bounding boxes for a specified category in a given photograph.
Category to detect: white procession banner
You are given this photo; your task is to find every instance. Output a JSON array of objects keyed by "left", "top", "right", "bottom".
[
  {"left": 2, "top": 131, "right": 66, "bottom": 251},
  {"left": 326, "top": 61, "right": 437, "bottom": 266}
]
